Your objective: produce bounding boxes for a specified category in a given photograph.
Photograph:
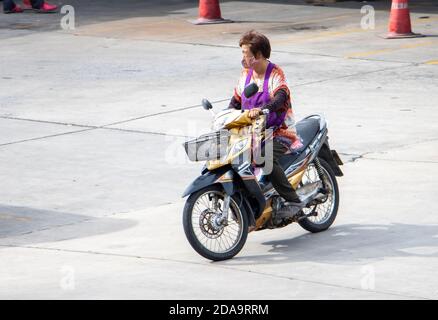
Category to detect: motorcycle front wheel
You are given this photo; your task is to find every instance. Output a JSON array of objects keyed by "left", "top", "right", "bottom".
[{"left": 183, "top": 185, "right": 248, "bottom": 261}]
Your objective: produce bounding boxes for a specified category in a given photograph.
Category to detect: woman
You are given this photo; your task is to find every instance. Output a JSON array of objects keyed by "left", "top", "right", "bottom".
[{"left": 228, "top": 30, "right": 304, "bottom": 216}]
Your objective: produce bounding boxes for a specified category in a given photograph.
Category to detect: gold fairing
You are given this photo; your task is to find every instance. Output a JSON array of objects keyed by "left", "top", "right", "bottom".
[
  {"left": 206, "top": 126, "right": 251, "bottom": 170},
  {"left": 207, "top": 111, "right": 264, "bottom": 171},
  {"left": 254, "top": 167, "right": 306, "bottom": 230},
  {"left": 224, "top": 111, "right": 253, "bottom": 129}
]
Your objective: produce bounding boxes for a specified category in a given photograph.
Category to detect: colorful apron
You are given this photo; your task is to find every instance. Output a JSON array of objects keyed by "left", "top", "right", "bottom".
[{"left": 241, "top": 62, "right": 287, "bottom": 129}]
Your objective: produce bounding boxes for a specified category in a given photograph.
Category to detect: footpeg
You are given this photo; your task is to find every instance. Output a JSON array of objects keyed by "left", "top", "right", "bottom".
[{"left": 297, "top": 209, "right": 318, "bottom": 221}]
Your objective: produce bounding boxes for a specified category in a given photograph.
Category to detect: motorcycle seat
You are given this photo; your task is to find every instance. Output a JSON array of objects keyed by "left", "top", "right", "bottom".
[
  {"left": 258, "top": 117, "right": 322, "bottom": 193},
  {"left": 278, "top": 117, "right": 321, "bottom": 171}
]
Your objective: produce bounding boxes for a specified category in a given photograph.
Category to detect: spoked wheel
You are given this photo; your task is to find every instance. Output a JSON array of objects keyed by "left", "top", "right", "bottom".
[
  {"left": 298, "top": 157, "right": 339, "bottom": 233},
  {"left": 183, "top": 185, "right": 248, "bottom": 261}
]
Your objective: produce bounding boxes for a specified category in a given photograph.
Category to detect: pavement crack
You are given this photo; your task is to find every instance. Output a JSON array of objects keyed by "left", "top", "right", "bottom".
[
  {"left": 0, "top": 127, "right": 96, "bottom": 147},
  {"left": 101, "top": 127, "right": 193, "bottom": 138},
  {"left": 338, "top": 152, "right": 370, "bottom": 163},
  {"left": 214, "top": 267, "right": 432, "bottom": 300},
  {"left": 376, "top": 137, "right": 438, "bottom": 153},
  {"left": 0, "top": 63, "right": 419, "bottom": 145},
  {"left": 0, "top": 244, "right": 431, "bottom": 300},
  {"left": 0, "top": 209, "right": 141, "bottom": 239},
  {"left": 292, "top": 63, "right": 414, "bottom": 88},
  {"left": 358, "top": 137, "right": 438, "bottom": 163},
  {"left": 68, "top": 34, "right": 424, "bottom": 66},
  {"left": 98, "top": 97, "right": 229, "bottom": 127},
  {"left": 94, "top": 64, "right": 419, "bottom": 128},
  {"left": 362, "top": 157, "right": 438, "bottom": 164},
  {"left": 340, "top": 137, "right": 438, "bottom": 164},
  {"left": 0, "top": 115, "right": 193, "bottom": 147},
  {"left": 0, "top": 116, "right": 95, "bottom": 129}
]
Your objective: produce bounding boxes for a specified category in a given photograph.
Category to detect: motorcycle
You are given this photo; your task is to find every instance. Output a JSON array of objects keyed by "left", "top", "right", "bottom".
[{"left": 182, "top": 83, "right": 343, "bottom": 261}]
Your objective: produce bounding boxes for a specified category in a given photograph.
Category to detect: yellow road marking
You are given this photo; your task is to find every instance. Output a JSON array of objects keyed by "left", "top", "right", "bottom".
[
  {"left": 282, "top": 14, "right": 354, "bottom": 26},
  {"left": 425, "top": 60, "right": 438, "bottom": 65},
  {"left": 272, "top": 27, "right": 366, "bottom": 45},
  {"left": 412, "top": 16, "right": 438, "bottom": 24},
  {"left": 345, "top": 41, "right": 437, "bottom": 59},
  {"left": 272, "top": 15, "right": 438, "bottom": 45},
  {"left": 0, "top": 213, "right": 31, "bottom": 222}
]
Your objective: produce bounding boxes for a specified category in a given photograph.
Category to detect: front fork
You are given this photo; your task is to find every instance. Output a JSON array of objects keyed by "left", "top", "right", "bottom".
[
  {"left": 217, "top": 194, "right": 231, "bottom": 226},
  {"left": 210, "top": 193, "right": 231, "bottom": 228}
]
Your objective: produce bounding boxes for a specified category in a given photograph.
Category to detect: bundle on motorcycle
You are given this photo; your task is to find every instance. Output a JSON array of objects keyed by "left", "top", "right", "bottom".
[{"left": 181, "top": 83, "right": 343, "bottom": 261}]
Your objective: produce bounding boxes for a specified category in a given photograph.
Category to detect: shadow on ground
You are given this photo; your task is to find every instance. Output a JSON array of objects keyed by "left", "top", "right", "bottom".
[
  {"left": 223, "top": 222, "right": 438, "bottom": 265},
  {"left": 0, "top": 204, "right": 136, "bottom": 244}
]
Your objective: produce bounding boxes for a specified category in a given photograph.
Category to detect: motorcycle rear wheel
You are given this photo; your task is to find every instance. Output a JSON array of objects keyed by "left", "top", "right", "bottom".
[{"left": 298, "top": 157, "right": 339, "bottom": 233}]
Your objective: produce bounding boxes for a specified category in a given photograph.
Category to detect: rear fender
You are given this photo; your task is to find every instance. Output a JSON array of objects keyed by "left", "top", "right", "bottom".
[{"left": 318, "top": 139, "right": 344, "bottom": 177}]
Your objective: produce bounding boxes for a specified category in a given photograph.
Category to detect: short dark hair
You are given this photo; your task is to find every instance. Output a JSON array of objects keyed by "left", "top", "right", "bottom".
[{"left": 239, "top": 30, "right": 271, "bottom": 59}]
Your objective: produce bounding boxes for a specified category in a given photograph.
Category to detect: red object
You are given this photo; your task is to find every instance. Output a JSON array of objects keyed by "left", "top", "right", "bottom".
[
  {"left": 191, "top": 0, "right": 232, "bottom": 25},
  {"left": 199, "top": 0, "right": 222, "bottom": 20},
  {"left": 23, "top": 0, "right": 32, "bottom": 10},
  {"left": 4, "top": 5, "right": 23, "bottom": 13},
  {"left": 22, "top": 0, "right": 32, "bottom": 10},
  {"left": 386, "top": 0, "right": 423, "bottom": 38},
  {"left": 35, "top": 2, "right": 58, "bottom": 13}
]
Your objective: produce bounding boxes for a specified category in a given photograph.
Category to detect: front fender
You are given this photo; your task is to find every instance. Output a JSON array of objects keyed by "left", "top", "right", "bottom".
[{"left": 182, "top": 166, "right": 235, "bottom": 198}]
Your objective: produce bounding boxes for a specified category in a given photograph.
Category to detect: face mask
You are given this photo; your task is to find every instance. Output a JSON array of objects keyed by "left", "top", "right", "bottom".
[{"left": 241, "top": 56, "right": 259, "bottom": 69}]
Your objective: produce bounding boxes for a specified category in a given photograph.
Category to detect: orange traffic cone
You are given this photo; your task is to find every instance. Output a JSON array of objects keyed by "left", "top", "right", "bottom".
[
  {"left": 190, "top": 0, "right": 233, "bottom": 25},
  {"left": 385, "top": 0, "right": 424, "bottom": 38}
]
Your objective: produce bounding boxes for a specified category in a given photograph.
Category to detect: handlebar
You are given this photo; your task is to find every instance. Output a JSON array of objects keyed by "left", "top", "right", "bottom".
[{"left": 247, "top": 108, "right": 269, "bottom": 119}]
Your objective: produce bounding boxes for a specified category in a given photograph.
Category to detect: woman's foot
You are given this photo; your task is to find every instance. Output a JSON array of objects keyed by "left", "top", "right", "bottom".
[
  {"left": 34, "top": 2, "right": 58, "bottom": 13},
  {"left": 4, "top": 5, "right": 24, "bottom": 13},
  {"left": 22, "top": 0, "right": 32, "bottom": 10},
  {"left": 277, "top": 199, "right": 305, "bottom": 218}
]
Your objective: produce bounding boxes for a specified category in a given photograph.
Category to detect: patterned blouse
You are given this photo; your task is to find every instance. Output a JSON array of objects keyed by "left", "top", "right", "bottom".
[{"left": 230, "top": 64, "right": 302, "bottom": 152}]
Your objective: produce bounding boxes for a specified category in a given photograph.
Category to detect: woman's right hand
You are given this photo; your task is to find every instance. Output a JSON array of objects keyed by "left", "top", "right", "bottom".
[{"left": 248, "top": 108, "right": 262, "bottom": 119}]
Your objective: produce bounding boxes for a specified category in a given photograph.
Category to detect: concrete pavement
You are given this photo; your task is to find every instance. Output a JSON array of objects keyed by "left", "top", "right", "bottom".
[{"left": 0, "top": 0, "right": 437, "bottom": 299}]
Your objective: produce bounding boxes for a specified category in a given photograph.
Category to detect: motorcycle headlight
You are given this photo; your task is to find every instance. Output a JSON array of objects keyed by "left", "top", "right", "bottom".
[
  {"left": 213, "top": 118, "right": 227, "bottom": 130},
  {"left": 230, "top": 138, "right": 248, "bottom": 156}
]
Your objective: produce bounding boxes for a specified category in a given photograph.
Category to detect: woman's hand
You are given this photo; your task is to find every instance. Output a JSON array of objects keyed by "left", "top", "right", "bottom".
[{"left": 248, "top": 108, "right": 262, "bottom": 119}]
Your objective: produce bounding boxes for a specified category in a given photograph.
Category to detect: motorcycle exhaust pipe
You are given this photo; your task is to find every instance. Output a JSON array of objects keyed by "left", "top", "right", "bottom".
[{"left": 297, "top": 181, "right": 323, "bottom": 204}]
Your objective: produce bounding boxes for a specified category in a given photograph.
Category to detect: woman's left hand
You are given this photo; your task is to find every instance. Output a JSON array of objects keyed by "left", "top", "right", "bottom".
[{"left": 248, "top": 108, "right": 262, "bottom": 119}]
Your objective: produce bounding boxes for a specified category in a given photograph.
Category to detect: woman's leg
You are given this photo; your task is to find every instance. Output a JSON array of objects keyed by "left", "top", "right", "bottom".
[
  {"left": 30, "top": 0, "right": 44, "bottom": 9},
  {"left": 266, "top": 140, "right": 301, "bottom": 202},
  {"left": 3, "top": 0, "right": 17, "bottom": 11}
]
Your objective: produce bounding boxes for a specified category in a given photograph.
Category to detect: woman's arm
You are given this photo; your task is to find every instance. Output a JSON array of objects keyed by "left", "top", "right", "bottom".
[
  {"left": 261, "top": 89, "right": 288, "bottom": 113},
  {"left": 228, "top": 96, "right": 242, "bottom": 110}
]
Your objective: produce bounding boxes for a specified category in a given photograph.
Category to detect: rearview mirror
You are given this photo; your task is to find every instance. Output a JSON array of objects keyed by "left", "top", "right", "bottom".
[
  {"left": 243, "top": 83, "right": 259, "bottom": 98},
  {"left": 202, "top": 98, "right": 213, "bottom": 111}
]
